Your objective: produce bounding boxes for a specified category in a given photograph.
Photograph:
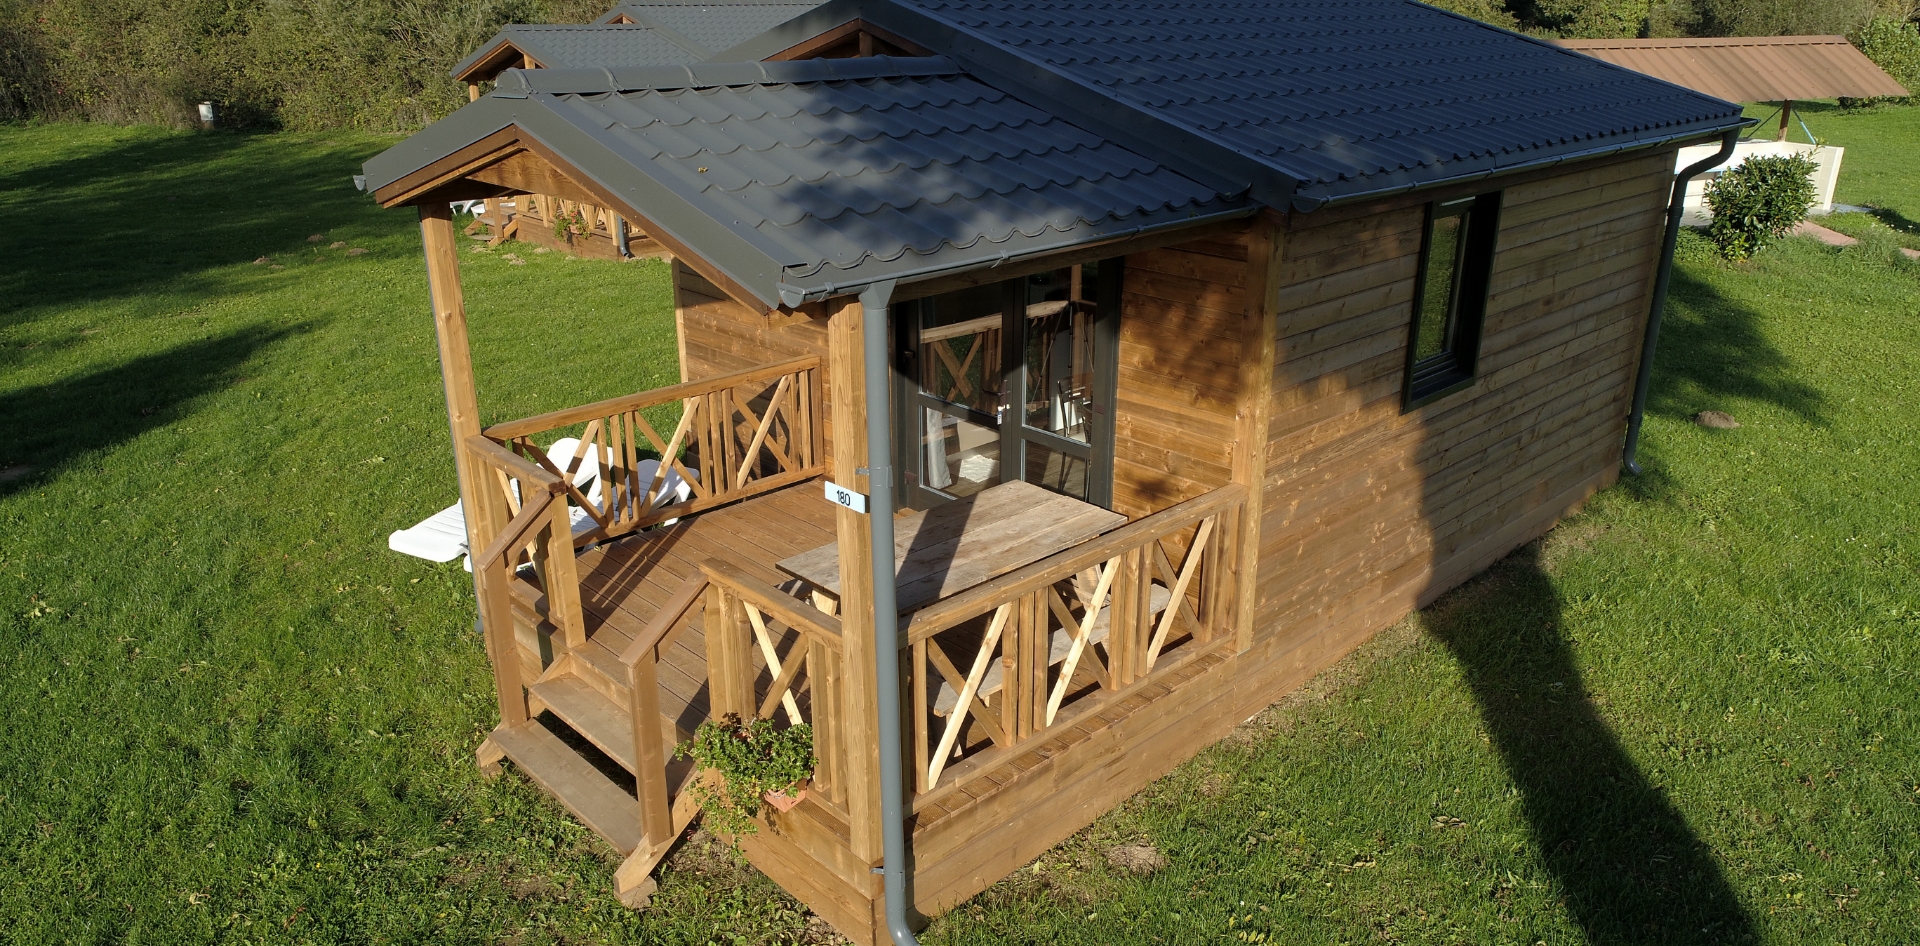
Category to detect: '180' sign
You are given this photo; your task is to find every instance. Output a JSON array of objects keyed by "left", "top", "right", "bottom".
[{"left": 824, "top": 480, "right": 868, "bottom": 514}]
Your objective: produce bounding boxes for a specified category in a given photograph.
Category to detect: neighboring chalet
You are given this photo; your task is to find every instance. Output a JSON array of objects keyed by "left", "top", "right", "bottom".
[
  {"left": 362, "top": 1, "right": 1749, "bottom": 942},
  {"left": 450, "top": 3, "right": 919, "bottom": 258},
  {"left": 1556, "top": 35, "right": 1909, "bottom": 222}
]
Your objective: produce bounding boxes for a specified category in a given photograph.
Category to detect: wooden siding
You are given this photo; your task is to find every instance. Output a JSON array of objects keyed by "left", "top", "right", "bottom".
[
  {"left": 888, "top": 151, "right": 1677, "bottom": 927},
  {"left": 1111, "top": 231, "right": 1250, "bottom": 520},
  {"left": 674, "top": 259, "right": 840, "bottom": 455},
  {"left": 1255, "top": 148, "right": 1675, "bottom": 643}
]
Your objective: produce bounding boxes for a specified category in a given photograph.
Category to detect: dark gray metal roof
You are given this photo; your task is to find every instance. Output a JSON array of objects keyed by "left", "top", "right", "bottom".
[
  {"left": 734, "top": 0, "right": 1752, "bottom": 207},
  {"left": 596, "top": 1, "right": 827, "bottom": 52},
  {"left": 451, "top": 25, "right": 703, "bottom": 80},
  {"left": 366, "top": 58, "right": 1248, "bottom": 308},
  {"left": 402, "top": 0, "right": 1752, "bottom": 304}
]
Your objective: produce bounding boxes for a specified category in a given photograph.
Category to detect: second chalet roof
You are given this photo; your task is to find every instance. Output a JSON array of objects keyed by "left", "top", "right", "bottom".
[
  {"left": 367, "top": 57, "right": 1248, "bottom": 307},
  {"left": 1554, "top": 36, "right": 1910, "bottom": 103},
  {"left": 596, "top": 1, "right": 828, "bottom": 51},
  {"left": 452, "top": 25, "right": 704, "bottom": 80}
]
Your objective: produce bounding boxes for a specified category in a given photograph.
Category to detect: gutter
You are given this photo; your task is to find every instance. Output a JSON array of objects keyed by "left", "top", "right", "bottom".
[
  {"left": 1623, "top": 128, "right": 1742, "bottom": 475},
  {"left": 774, "top": 204, "right": 1259, "bottom": 308},
  {"left": 856, "top": 279, "right": 921, "bottom": 946}
]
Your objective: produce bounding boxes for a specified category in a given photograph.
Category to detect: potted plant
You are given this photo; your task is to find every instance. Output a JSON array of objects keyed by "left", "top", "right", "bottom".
[
  {"left": 674, "top": 714, "right": 814, "bottom": 839},
  {"left": 552, "top": 208, "right": 592, "bottom": 244}
]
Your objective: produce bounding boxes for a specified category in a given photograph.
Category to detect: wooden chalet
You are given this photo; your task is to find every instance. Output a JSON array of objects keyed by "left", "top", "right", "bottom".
[
  {"left": 362, "top": 2, "right": 1749, "bottom": 942},
  {"left": 448, "top": 7, "right": 922, "bottom": 259}
]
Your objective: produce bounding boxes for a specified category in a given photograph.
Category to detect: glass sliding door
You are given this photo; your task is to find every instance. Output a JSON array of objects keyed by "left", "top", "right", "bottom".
[{"left": 895, "top": 260, "right": 1118, "bottom": 510}]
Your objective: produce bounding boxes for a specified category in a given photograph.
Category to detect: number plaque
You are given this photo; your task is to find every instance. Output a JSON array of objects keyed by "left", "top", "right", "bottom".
[{"left": 824, "top": 480, "right": 868, "bottom": 514}]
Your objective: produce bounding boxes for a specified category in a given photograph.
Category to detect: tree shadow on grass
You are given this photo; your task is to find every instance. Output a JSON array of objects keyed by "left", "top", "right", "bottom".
[
  {"left": 0, "top": 130, "right": 388, "bottom": 328},
  {"left": 1650, "top": 266, "right": 1825, "bottom": 429},
  {"left": 1423, "top": 545, "right": 1755, "bottom": 944},
  {"left": 0, "top": 322, "right": 309, "bottom": 498}
]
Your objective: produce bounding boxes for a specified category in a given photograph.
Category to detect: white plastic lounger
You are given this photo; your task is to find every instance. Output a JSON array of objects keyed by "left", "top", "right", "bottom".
[{"left": 387, "top": 439, "right": 696, "bottom": 565}]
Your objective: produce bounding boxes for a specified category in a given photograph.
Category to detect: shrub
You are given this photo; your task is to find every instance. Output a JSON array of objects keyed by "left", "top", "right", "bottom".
[
  {"left": 0, "top": 0, "right": 607, "bottom": 131},
  {"left": 1854, "top": 16, "right": 1920, "bottom": 100},
  {"left": 1705, "top": 152, "right": 1820, "bottom": 261}
]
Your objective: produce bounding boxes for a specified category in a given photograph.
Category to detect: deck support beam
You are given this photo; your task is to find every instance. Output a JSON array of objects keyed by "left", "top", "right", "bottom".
[
  {"left": 1231, "top": 217, "right": 1286, "bottom": 652},
  {"left": 419, "top": 203, "right": 495, "bottom": 565},
  {"left": 829, "top": 295, "right": 886, "bottom": 872}
]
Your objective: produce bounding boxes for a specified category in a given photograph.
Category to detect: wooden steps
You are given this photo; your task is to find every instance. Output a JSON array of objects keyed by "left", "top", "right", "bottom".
[
  {"left": 530, "top": 671, "right": 641, "bottom": 772},
  {"left": 488, "top": 720, "right": 644, "bottom": 854}
]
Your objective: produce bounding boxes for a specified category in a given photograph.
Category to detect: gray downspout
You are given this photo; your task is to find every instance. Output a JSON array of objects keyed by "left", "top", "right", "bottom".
[
  {"left": 858, "top": 279, "right": 920, "bottom": 946},
  {"left": 613, "top": 216, "right": 632, "bottom": 259},
  {"left": 1623, "top": 130, "right": 1740, "bottom": 476}
]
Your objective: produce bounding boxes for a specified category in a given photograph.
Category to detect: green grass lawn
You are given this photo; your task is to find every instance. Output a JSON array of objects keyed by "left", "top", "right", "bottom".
[{"left": 3, "top": 112, "right": 1917, "bottom": 945}]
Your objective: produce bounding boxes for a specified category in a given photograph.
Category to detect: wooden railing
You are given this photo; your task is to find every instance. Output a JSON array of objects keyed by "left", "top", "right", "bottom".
[
  {"left": 701, "top": 559, "right": 848, "bottom": 809},
  {"left": 481, "top": 356, "right": 824, "bottom": 548},
  {"left": 466, "top": 437, "right": 586, "bottom": 730},
  {"left": 616, "top": 572, "right": 709, "bottom": 888},
  {"left": 899, "top": 484, "right": 1247, "bottom": 796}
]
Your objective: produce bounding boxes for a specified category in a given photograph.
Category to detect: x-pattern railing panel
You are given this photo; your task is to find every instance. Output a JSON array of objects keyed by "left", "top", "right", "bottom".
[
  {"left": 482, "top": 358, "right": 825, "bottom": 550},
  {"left": 902, "top": 486, "right": 1246, "bottom": 793}
]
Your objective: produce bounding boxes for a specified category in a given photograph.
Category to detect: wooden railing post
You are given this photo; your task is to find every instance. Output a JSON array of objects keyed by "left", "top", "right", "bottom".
[
  {"left": 705, "top": 584, "right": 753, "bottom": 719},
  {"left": 478, "top": 558, "right": 527, "bottom": 727},
  {"left": 538, "top": 502, "right": 587, "bottom": 651},
  {"left": 627, "top": 651, "right": 673, "bottom": 843}
]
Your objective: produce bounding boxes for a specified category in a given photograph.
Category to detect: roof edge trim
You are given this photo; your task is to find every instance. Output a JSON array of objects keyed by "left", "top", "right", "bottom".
[
  {"left": 1291, "top": 119, "right": 1754, "bottom": 213},
  {"left": 772, "top": 202, "right": 1260, "bottom": 307},
  {"left": 490, "top": 55, "right": 959, "bottom": 96}
]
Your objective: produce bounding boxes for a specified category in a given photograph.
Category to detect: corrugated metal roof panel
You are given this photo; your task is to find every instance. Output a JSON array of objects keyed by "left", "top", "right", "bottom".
[{"left": 1556, "top": 36, "right": 1910, "bottom": 102}]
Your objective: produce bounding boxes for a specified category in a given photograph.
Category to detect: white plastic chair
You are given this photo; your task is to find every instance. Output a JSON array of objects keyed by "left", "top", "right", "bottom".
[{"left": 387, "top": 439, "right": 696, "bottom": 565}]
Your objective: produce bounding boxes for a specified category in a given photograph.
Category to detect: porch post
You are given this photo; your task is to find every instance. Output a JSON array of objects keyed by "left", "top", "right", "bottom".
[
  {"left": 828, "top": 295, "right": 885, "bottom": 864},
  {"left": 419, "top": 203, "right": 493, "bottom": 557},
  {"left": 1232, "top": 216, "right": 1286, "bottom": 652}
]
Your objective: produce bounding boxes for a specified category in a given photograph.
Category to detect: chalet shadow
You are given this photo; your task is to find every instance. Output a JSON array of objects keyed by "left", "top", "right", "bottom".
[{"left": 359, "top": 2, "right": 1750, "bottom": 942}]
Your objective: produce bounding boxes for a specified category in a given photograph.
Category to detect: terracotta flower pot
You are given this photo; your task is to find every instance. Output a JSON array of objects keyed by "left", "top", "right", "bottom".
[{"left": 763, "top": 780, "right": 810, "bottom": 813}]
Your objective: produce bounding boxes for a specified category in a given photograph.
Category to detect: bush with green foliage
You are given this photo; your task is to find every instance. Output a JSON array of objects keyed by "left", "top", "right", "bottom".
[
  {"left": 1705, "top": 152, "right": 1820, "bottom": 260},
  {"left": 0, "top": 0, "right": 606, "bottom": 129},
  {"left": 1855, "top": 15, "right": 1920, "bottom": 99},
  {"left": 674, "top": 714, "right": 814, "bottom": 840}
]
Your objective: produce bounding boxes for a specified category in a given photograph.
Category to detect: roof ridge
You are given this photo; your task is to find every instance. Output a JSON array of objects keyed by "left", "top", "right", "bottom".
[{"left": 490, "top": 56, "right": 962, "bottom": 97}]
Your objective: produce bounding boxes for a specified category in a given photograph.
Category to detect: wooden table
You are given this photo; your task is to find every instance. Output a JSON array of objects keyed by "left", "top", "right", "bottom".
[{"left": 777, "top": 480, "right": 1126, "bottom": 614}]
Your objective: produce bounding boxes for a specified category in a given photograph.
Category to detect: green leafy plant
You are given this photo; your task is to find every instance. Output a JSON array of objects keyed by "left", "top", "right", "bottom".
[
  {"left": 1851, "top": 15, "right": 1920, "bottom": 104},
  {"left": 1705, "top": 153, "right": 1820, "bottom": 261},
  {"left": 551, "top": 208, "right": 590, "bottom": 241},
  {"left": 674, "top": 714, "right": 814, "bottom": 840}
]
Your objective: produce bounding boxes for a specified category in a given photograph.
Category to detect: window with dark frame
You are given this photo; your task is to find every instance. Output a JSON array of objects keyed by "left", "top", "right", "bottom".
[{"left": 1405, "top": 191, "right": 1501, "bottom": 407}]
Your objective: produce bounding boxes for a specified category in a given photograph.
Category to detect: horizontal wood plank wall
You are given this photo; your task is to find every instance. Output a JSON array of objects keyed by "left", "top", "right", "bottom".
[
  {"left": 901, "top": 151, "right": 1674, "bottom": 919},
  {"left": 1255, "top": 148, "right": 1675, "bottom": 646},
  {"left": 1112, "top": 230, "right": 1249, "bottom": 520},
  {"left": 673, "top": 259, "right": 837, "bottom": 454}
]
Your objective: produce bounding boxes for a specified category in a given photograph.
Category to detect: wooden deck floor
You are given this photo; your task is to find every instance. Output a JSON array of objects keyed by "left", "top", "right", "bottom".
[{"left": 514, "top": 480, "right": 838, "bottom": 736}]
